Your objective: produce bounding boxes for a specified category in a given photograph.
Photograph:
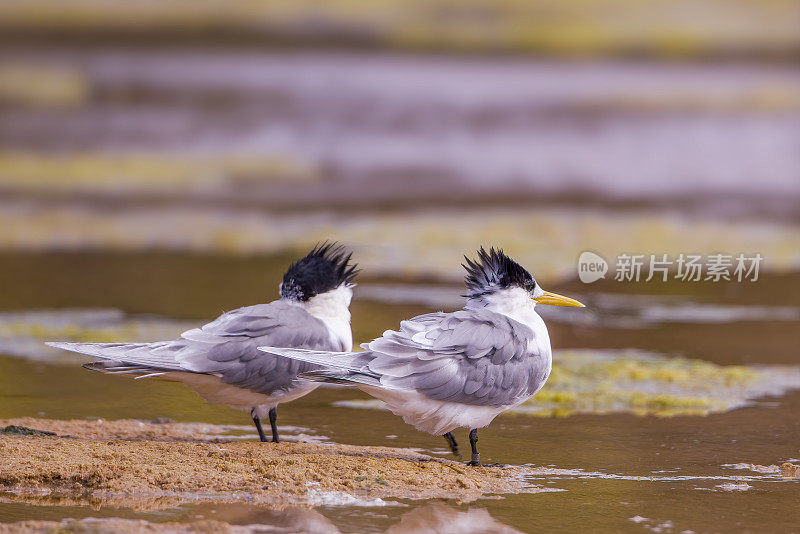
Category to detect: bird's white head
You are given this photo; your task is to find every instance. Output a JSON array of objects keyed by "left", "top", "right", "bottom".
[{"left": 462, "top": 247, "right": 585, "bottom": 315}]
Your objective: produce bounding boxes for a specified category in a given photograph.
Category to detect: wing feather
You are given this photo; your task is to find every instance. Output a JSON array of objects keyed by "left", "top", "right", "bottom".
[
  {"left": 363, "top": 308, "right": 548, "bottom": 407},
  {"left": 51, "top": 300, "right": 340, "bottom": 397}
]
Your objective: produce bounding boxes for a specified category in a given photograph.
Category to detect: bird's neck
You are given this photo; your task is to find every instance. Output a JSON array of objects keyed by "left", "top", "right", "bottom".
[
  {"left": 289, "top": 285, "right": 353, "bottom": 351},
  {"left": 465, "top": 286, "right": 540, "bottom": 326}
]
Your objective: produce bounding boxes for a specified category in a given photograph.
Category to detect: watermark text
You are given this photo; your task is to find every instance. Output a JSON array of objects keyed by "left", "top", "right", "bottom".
[{"left": 577, "top": 252, "right": 762, "bottom": 283}]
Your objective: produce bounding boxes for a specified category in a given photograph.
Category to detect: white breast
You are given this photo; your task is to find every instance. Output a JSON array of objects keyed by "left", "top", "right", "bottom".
[
  {"left": 298, "top": 285, "right": 354, "bottom": 351},
  {"left": 359, "top": 385, "right": 507, "bottom": 435},
  {"left": 467, "top": 286, "right": 553, "bottom": 389}
]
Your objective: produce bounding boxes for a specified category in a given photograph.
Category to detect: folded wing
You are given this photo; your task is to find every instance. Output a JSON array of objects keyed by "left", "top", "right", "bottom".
[
  {"left": 366, "top": 309, "right": 547, "bottom": 407},
  {"left": 261, "top": 309, "right": 549, "bottom": 407},
  {"left": 48, "top": 301, "right": 339, "bottom": 396}
]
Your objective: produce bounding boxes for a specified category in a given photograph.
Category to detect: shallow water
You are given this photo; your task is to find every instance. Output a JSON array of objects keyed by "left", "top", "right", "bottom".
[{"left": 1, "top": 251, "right": 798, "bottom": 532}]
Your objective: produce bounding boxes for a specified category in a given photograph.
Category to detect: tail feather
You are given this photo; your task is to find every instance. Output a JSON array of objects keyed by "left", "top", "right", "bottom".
[
  {"left": 47, "top": 341, "right": 183, "bottom": 372},
  {"left": 81, "top": 361, "right": 167, "bottom": 377},
  {"left": 257, "top": 346, "right": 379, "bottom": 386},
  {"left": 300, "top": 368, "right": 382, "bottom": 387},
  {"left": 256, "top": 346, "right": 372, "bottom": 371}
]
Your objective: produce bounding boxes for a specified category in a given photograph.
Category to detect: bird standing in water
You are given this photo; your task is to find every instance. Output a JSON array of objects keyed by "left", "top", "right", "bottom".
[
  {"left": 259, "top": 247, "right": 584, "bottom": 465},
  {"left": 47, "top": 242, "right": 359, "bottom": 443}
]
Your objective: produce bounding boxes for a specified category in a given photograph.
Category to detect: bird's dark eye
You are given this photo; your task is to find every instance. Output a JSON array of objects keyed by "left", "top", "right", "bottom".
[{"left": 525, "top": 279, "right": 537, "bottom": 292}]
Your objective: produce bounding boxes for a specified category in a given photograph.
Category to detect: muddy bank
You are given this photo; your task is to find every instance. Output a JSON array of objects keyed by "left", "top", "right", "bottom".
[{"left": 0, "top": 419, "right": 549, "bottom": 511}]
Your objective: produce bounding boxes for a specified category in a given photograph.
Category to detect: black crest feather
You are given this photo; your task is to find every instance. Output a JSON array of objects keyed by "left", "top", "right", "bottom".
[
  {"left": 463, "top": 247, "right": 536, "bottom": 297},
  {"left": 281, "top": 242, "right": 359, "bottom": 301}
]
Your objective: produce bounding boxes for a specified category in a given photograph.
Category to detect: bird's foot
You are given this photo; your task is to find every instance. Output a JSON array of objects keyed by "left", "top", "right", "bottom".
[
  {"left": 252, "top": 416, "right": 270, "bottom": 442},
  {"left": 466, "top": 452, "right": 481, "bottom": 466},
  {"left": 443, "top": 432, "right": 460, "bottom": 456},
  {"left": 465, "top": 451, "right": 503, "bottom": 467},
  {"left": 447, "top": 442, "right": 461, "bottom": 456}
]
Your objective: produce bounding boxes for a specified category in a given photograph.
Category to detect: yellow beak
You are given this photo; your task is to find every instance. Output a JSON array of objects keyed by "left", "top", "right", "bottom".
[{"left": 534, "top": 290, "right": 585, "bottom": 307}]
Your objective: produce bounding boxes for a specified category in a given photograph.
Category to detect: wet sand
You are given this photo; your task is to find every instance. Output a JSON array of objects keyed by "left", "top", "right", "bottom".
[{"left": 0, "top": 418, "right": 548, "bottom": 512}]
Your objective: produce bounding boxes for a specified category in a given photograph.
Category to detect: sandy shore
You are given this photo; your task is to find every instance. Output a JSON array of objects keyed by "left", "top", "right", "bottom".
[{"left": 0, "top": 418, "right": 549, "bottom": 511}]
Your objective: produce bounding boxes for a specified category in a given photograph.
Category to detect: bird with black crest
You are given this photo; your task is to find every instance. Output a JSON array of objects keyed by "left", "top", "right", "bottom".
[
  {"left": 47, "top": 242, "right": 359, "bottom": 443},
  {"left": 259, "top": 247, "right": 584, "bottom": 465}
]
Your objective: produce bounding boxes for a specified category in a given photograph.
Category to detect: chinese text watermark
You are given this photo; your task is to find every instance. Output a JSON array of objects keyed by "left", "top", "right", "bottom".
[{"left": 578, "top": 252, "right": 762, "bottom": 283}]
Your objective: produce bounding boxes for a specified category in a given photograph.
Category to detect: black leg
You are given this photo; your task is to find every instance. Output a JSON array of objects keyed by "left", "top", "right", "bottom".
[
  {"left": 467, "top": 428, "right": 481, "bottom": 466},
  {"left": 443, "top": 432, "right": 460, "bottom": 455},
  {"left": 269, "top": 407, "right": 280, "bottom": 443},
  {"left": 252, "top": 414, "right": 269, "bottom": 442}
]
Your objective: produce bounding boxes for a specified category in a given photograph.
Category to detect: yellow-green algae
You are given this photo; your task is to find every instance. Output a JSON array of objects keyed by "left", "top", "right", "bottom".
[
  {"left": 526, "top": 351, "right": 759, "bottom": 417},
  {"left": 335, "top": 350, "right": 800, "bottom": 418}
]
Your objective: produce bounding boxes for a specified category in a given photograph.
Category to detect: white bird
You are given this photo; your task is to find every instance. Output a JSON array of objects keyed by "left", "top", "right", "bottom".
[
  {"left": 258, "top": 247, "right": 584, "bottom": 465},
  {"left": 46, "top": 243, "right": 359, "bottom": 443}
]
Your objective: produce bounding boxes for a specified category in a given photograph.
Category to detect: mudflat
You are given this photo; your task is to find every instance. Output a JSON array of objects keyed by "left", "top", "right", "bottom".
[{"left": 0, "top": 418, "right": 550, "bottom": 511}]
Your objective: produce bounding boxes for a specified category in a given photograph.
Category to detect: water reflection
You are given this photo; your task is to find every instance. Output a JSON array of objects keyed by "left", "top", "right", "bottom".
[
  {"left": 383, "top": 502, "right": 523, "bottom": 534},
  {"left": 194, "top": 502, "right": 522, "bottom": 534},
  {"left": 193, "top": 503, "right": 341, "bottom": 534},
  {"left": 0, "top": 501, "right": 522, "bottom": 533}
]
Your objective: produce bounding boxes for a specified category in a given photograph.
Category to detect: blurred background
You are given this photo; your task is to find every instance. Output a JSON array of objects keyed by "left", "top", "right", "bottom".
[
  {"left": 1, "top": 1, "right": 800, "bottom": 532},
  {"left": 0, "top": 0, "right": 799, "bottom": 279}
]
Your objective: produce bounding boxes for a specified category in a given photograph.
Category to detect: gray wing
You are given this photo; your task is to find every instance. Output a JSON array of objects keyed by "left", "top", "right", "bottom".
[
  {"left": 52, "top": 301, "right": 339, "bottom": 397},
  {"left": 173, "top": 301, "right": 340, "bottom": 395},
  {"left": 365, "top": 309, "right": 549, "bottom": 407}
]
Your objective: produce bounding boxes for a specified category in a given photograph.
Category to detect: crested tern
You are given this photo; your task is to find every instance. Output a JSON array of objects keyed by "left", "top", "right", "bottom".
[
  {"left": 46, "top": 242, "right": 359, "bottom": 443},
  {"left": 258, "top": 247, "right": 584, "bottom": 465}
]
